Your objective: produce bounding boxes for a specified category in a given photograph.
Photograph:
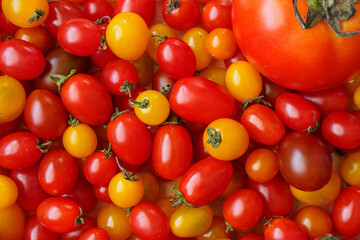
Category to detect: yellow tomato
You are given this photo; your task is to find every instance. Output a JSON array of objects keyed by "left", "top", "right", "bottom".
[
  {"left": 225, "top": 61, "right": 263, "bottom": 102},
  {"left": 62, "top": 123, "right": 97, "bottom": 158},
  {"left": 183, "top": 27, "right": 212, "bottom": 71},
  {"left": 0, "top": 203, "right": 26, "bottom": 240},
  {"left": 205, "top": 28, "right": 237, "bottom": 60},
  {"left": 133, "top": 90, "right": 170, "bottom": 126},
  {"left": 170, "top": 205, "right": 213, "bottom": 238},
  {"left": 196, "top": 67, "right": 227, "bottom": 88},
  {"left": 341, "top": 151, "right": 360, "bottom": 186},
  {"left": 290, "top": 171, "right": 341, "bottom": 206},
  {"left": 97, "top": 203, "right": 132, "bottom": 240},
  {"left": 0, "top": 175, "right": 18, "bottom": 210},
  {"left": 203, "top": 118, "right": 249, "bottom": 161},
  {"left": 2, "top": 0, "right": 49, "bottom": 28},
  {"left": 108, "top": 172, "right": 144, "bottom": 208},
  {"left": 196, "top": 215, "right": 230, "bottom": 240},
  {"left": 0, "top": 76, "right": 26, "bottom": 123},
  {"left": 245, "top": 148, "right": 279, "bottom": 183},
  {"left": 147, "top": 23, "right": 178, "bottom": 63},
  {"left": 106, "top": 12, "right": 149, "bottom": 61}
]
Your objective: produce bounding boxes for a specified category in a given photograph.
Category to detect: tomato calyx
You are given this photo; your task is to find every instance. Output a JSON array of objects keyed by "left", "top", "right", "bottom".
[
  {"left": 68, "top": 115, "right": 80, "bottom": 127},
  {"left": 74, "top": 207, "right": 86, "bottom": 227},
  {"left": 241, "top": 95, "right": 271, "bottom": 113},
  {"left": 206, "top": 126, "right": 222, "bottom": 148},
  {"left": 160, "top": 113, "right": 180, "bottom": 126},
  {"left": 125, "top": 207, "right": 134, "bottom": 217},
  {"left": 170, "top": 187, "right": 198, "bottom": 208},
  {"left": 304, "top": 111, "right": 320, "bottom": 133},
  {"left": 115, "top": 156, "right": 140, "bottom": 181},
  {"left": 130, "top": 98, "right": 149, "bottom": 109},
  {"left": 1, "top": 33, "right": 13, "bottom": 42},
  {"left": 293, "top": 0, "right": 360, "bottom": 37},
  {"left": 160, "top": 83, "right": 173, "bottom": 95},
  {"left": 317, "top": 233, "right": 340, "bottom": 240},
  {"left": 101, "top": 143, "right": 113, "bottom": 159},
  {"left": 119, "top": 81, "right": 135, "bottom": 97},
  {"left": 224, "top": 221, "right": 234, "bottom": 233},
  {"left": 28, "top": 8, "right": 45, "bottom": 24},
  {"left": 49, "top": 69, "right": 77, "bottom": 93},
  {"left": 165, "top": 0, "right": 180, "bottom": 14},
  {"left": 110, "top": 108, "right": 133, "bottom": 121},
  {"left": 36, "top": 138, "right": 52, "bottom": 154},
  {"left": 95, "top": 16, "right": 112, "bottom": 25},
  {"left": 151, "top": 34, "right": 168, "bottom": 44}
]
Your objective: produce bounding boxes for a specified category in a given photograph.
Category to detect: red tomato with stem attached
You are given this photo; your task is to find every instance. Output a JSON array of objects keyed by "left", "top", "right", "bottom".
[
  {"left": 114, "top": 0, "right": 155, "bottom": 27},
  {"left": 60, "top": 216, "right": 97, "bottom": 240},
  {"left": 84, "top": 0, "right": 113, "bottom": 21},
  {"left": 264, "top": 218, "right": 307, "bottom": 240},
  {"left": 79, "top": 227, "right": 110, "bottom": 240},
  {"left": 162, "top": 0, "right": 200, "bottom": 31}
]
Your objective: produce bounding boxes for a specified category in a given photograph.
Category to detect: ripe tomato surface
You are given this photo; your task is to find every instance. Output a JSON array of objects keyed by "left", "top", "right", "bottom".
[
  {"left": 196, "top": 67, "right": 227, "bottom": 88},
  {"left": 0, "top": 174, "right": 17, "bottom": 210},
  {"left": 232, "top": 0, "right": 360, "bottom": 91},
  {"left": 237, "top": 233, "right": 264, "bottom": 240},
  {"left": 0, "top": 8, "right": 19, "bottom": 35},
  {"left": 84, "top": 150, "right": 117, "bottom": 186},
  {"left": 79, "top": 227, "right": 110, "bottom": 240},
  {"left": 196, "top": 215, "right": 231, "bottom": 240},
  {"left": 162, "top": 0, "right": 200, "bottom": 31},
  {"left": 84, "top": 0, "right": 113, "bottom": 21},
  {"left": 205, "top": 27, "right": 237, "bottom": 60},
  {"left": 138, "top": 171, "right": 159, "bottom": 203},
  {"left": 264, "top": 218, "right": 307, "bottom": 240},
  {"left": 114, "top": 0, "right": 155, "bottom": 27},
  {"left": 341, "top": 151, "right": 360, "bottom": 186},
  {"left": 151, "top": 69, "right": 176, "bottom": 98},
  {"left": 245, "top": 148, "right": 278, "bottom": 183},
  {"left": 24, "top": 215, "right": 59, "bottom": 240},
  {"left": 0, "top": 203, "right": 26, "bottom": 240},
  {"left": 201, "top": 0, "right": 232, "bottom": 32},
  {"left": 60, "top": 216, "right": 97, "bottom": 240}
]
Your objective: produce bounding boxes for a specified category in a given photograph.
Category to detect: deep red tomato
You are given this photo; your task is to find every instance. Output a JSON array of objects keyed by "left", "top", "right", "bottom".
[
  {"left": 84, "top": 150, "right": 117, "bottom": 186},
  {"left": 152, "top": 124, "right": 193, "bottom": 180},
  {"left": 56, "top": 73, "right": 113, "bottom": 126},
  {"left": 0, "top": 39, "right": 45, "bottom": 80},
  {"left": 169, "top": 76, "right": 235, "bottom": 124},
  {"left": 10, "top": 164, "right": 50, "bottom": 212},
  {"left": 321, "top": 112, "right": 360, "bottom": 149},
  {"left": 0, "top": 8, "right": 19, "bottom": 35},
  {"left": 84, "top": 0, "right": 113, "bottom": 21},
  {"left": 38, "top": 149, "right": 79, "bottom": 196},
  {"left": 0, "top": 117, "right": 19, "bottom": 139},
  {"left": 90, "top": 47, "right": 118, "bottom": 68},
  {"left": 246, "top": 174, "right": 293, "bottom": 219},
  {"left": 0, "top": 132, "right": 43, "bottom": 169},
  {"left": 201, "top": 0, "right": 232, "bottom": 32},
  {"left": 156, "top": 37, "right": 196, "bottom": 79},
  {"left": 192, "top": 133, "right": 210, "bottom": 162},
  {"left": 237, "top": 233, "right": 264, "bottom": 240},
  {"left": 107, "top": 112, "right": 152, "bottom": 165},
  {"left": 129, "top": 202, "right": 170, "bottom": 240},
  {"left": 151, "top": 69, "right": 177, "bottom": 98},
  {"left": 224, "top": 48, "right": 247, "bottom": 68},
  {"left": 240, "top": 104, "right": 285, "bottom": 146},
  {"left": 278, "top": 131, "right": 332, "bottom": 191},
  {"left": 332, "top": 186, "right": 360, "bottom": 237},
  {"left": 178, "top": 157, "right": 233, "bottom": 206},
  {"left": 162, "top": 0, "right": 200, "bottom": 31},
  {"left": 113, "top": 86, "right": 146, "bottom": 112},
  {"left": 232, "top": 0, "right": 360, "bottom": 91},
  {"left": 93, "top": 184, "right": 112, "bottom": 203},
  {"left": 114, "top": 0, "right": 155, "bottom": 27},
  {"left": 264, "top": 218, "right": 307, "bottom": 240},
  {"left": 60, "top": 216, "right": 97, "bottom": 240},
  {"left": 24, "top": 89, "right": 68, "bottom": 140},
  {"left": 79, "top": 227, "right": 110, "bottom": 240},
  {"left": 37, "top": 197, "right": 85, "bottom": 234},
  {"left": 24, "top": 215, "right": 59, "bottom": 240}
]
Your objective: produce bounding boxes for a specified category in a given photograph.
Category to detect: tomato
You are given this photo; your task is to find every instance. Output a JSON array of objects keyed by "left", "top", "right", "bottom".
[
  {"left": 44, "top": 0, "right": 85, "bottom": 36},
  {"left": 113, "top": 86, "right": 146, "bottom": 112},
  {"left": 80, "top": 228, "right": 110, "bottom": 240},
  {"left": 24, "top": 215, "right": 59, "bottom": 240},
  {"left": 275, "top": 92, "right": 320, "bottom": 131},
  {"left": 58, "top": 18, "right": 102, "bottom": 56},
  {"left": 55, "top": 72, "right": 113, "bottom": 126},
  {"left": 245, "top": 148, "right": 278, "bottom": 183},
  {"left": 14, "top": 25, "right": 54, "bottom": 54},
  {"left": 225, "top": 61, "right": 262, "bottom": 102},
  {"left": 294, "top": 206, "right": 333, "bottom": 240},
  {"left": 0, "top": 8, "right": 19, "bottom": 35},
  {"left": 38, "top": 149, "right": 79, "bottom": 196},
  {"left": 131, "top": 52, "right": 155, "bottom": 87},
  {"left": 0, "top": 175, "right": 17, "bottom": 210},
  {"left": 240, "top": 104, "right": 285, "bottom": 146},
  {"left": 342, "top": 151, "right": 360, "bottom": 186},
  {"left": 201, "top": 0, "right": 232, "bottom": 32},
  {"left": 106, "top": 12, "right": 149, "bottom": 61},
  {"left": 264, "top": 218, "right": 307, "bottom": 240},
  {"left": 93, "top": 184, "right": 111, "bottom": 203},
  {"left": 0, "top": 117, "right": 19, "bottom": 140},
  {"left": 223, "top": 188, "right": 263, "bottom": 230},
  {"left": 156, "top": 37, "right": 196, "bottom": 79},
  {"left": 220, "top": 166, "right": 247, "bottom": 199},
  {"left": 0, "top": 39, "right": 46, "bottom": 80},
  {"left": 24, "top": 89, "right": 68, "bottom": 140},
  {"left": 332, "top": 186, "right": 360, "bottom": 237},
  {"left": 162, "top": 0, "right": 200, "bottom": 31},
  {"left": 203, "top": 118, "right": 249, "bottom": 161},
  {"left": 114, "top": 0, "right": 155, "bottom": 27},
  {"left": 84, "top": 0, "right": 113, "bottom": 21},
  {"left": 97, "top": 203, "right": 132, "bottom": 240},
  {"left": 84, "top": 150, "right": 117, "bottom": 186},
  {"left": 152, "top": 69, "right": 176, "bottom": 98},
  {"left": 182, "top": 27, "right": 212, "bottom": 71},
  {"left": 169, "top": 76, "right": 235, "bottom": 124},
  {"left": 278, "top": 131, "right": 332, "bottom": 191},
  {"left": 129, "top": 202, "right": 170, "bottom": 240},
  {"left": 37, "top": 197, "right": 85, "bottom": 234},
  {"left": 0, "top": 203, "right": 26, "bottom": 240},
  {"left": 321, "top": 112, "right": 360, "bottom": 149},
  {"left": 0, "top": 132, "right": 43, "bottom": 169},
  {"left": 237, "top": 233, "right": 264, "bottom": 240},
  {"left": 205, "top": 28, "right": 237, "bottom": 60},
  {"left": 290, "top": 171, "right": 341, "bottom": 206},
  {"left": 196, "top": 215, "right": 230, "bottom": 240},
  {"left": 2, "top": 0, "right": 49, "bottom": 28},
  {"left": 170, "top": 205, "right": 213, "bottom": 238},
  {"left": 232, "top": 0, "right": 360, "bottom": 91},
  {"left": 60, "top": 216, "right": 97, "bottom": 240},
  {"left": 177, "top": 157, "right": 232, "bottom": 206},
  {"left": 354, "top": 86, "right": 360, "bottom": 108},
  {"left": 90, "top": 46, "right": 118, "bottom": 69},
  {"left": 195, "top": 67, "right": 227, "bottom": 88},
  {"left": 133, "top": 90, "right": 170, "bottom": 126},
  {"left": 0, "top": 76, "right": 26, "bottom": 123}
]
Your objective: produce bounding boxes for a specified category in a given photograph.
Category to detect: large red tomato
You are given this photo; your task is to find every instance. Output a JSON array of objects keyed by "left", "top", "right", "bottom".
[{"left": 232, "top": 0, "right": 360, "bottom": 91}]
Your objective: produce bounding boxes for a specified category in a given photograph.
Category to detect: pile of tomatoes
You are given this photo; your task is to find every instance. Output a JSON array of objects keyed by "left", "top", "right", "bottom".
[{"left": 1, "top": 0, "right": 360, "bottom": 239}]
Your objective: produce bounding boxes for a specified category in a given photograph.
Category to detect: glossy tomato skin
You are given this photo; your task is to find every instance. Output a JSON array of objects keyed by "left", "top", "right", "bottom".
[
  {"left": 0, "top": 39, "right": 46, "bottom": 80},
  {"left": 264, "top": 218, "right": 307, "bottom": 240},
  {"left": 0, "top": 203, "right": 26, "bottom": 240},
  {"left": 201, "top": 0, "right": 232, "bottom": 32},
  {"left": 79, "top": 227, "right": 110, "bottom": 240},
  {"left": 84, "top": 151, "right": 117, "bottom": 186},
  {"left": 237, "top": 233, "right": 264, "bottom": 240},
  {"left": 0, "top": 8, "right": 19, "bottom": 35},
  {"left": 179, "top": 157, "right": 233, "bottom": 206},
  {"left": 169, "top": 76, "right": 235, "bottom": 124},
  {"left": 0, "top": 132, "right": 42, "bottom": 169},
  {"left": 240, "top": 104, "right": 285, "bottom": 145},
  {"left": 24, "top": 89, "right": 68, "bottom": 140},
  {"left": 332, "top": 186, "right": 360, "bottom": 237},
  {"left": 14, "top": 26, "right": 55, "bottom": 55},
  {"left": 232, "top": 0, "right": 360, "bottom": 91},
  {"left": 129, "top": 203, "right": 170, "bottom": 240},
  {"left": 84, "top": 0, "right": 113, "bottom": 21},
  {"left": 107, "top": 112, "right": 152, "bottom": 165},
  {"left": 114, "top": 0, "right": 155, "bottom": 27},
  {"left": 152, "top": 124, "right": 193, "bottom": 180},
  {"left": 24, "top": 214, "right": 59, "bottom": 240},
  {"left": 60, "top": 216, "right": 97, "bottom": 240},
  {"left": 278, "top": 131, "right": 332, "bottom": 191},
  {"left": 162, "top": 0, "right": 200, "bottom": 31},
  {"left": 60, "top": 73, "right": 113, "bottom": 126}
]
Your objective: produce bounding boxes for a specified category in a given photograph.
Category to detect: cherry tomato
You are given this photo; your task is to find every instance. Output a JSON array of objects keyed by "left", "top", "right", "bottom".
[
  {"left": 93, "top": 184, "right": 111, "bottom": 203},
  {"left": 152, "top": 69, "right": 176, "bottom": 98},
  {"left": 60, "top": 216, "right": 97, "bottom": 240},
  {"left": 131, "top": 52, "right": 155, "bottom": 87},
  {"left": 0, "top": 174, "right": 17, "bottom": 210},
  {"left": 0, "top": 117, "right": 19, "bottom": 139},
  {"left": 24, "top": 215, "right": 59, "bottom": 240},
  {"left": 113, "top": 86, "right": 146, "bottom": 112},
  {"left": 84, "top": 0, "right": 113, "bottom": 21},
  {"left": 0, "top": 203, "right": 26, "bottom": 240},
  {"left": 237, "top": 233, "right": 264, "bottom": 240},
  {"left": 14, "top": 25, "right": 54, "bottom": 54},
  {"left": 341, "top": 151, "right": 360, "bottom": 186},
  {"left": 80, "top": 227, "right": 110, "bottom": 240},
  {"left": 0, "top": 8, "right": 19, "bottom": 35},
  {"left": 90, "top": 46, "right": 118, "bottom": 69},
  {"left": 196, "top": 215, "right": 231, "bottom": 240},
  {"left": 245, "top": 148, "right": 278, "bottom": 183},
  {"left": 206, "top": 28, "right": 237, "bottom": 60},
  {"left": 84, "top": 150, "right": 117, "bottom": 186},
  {"left": 195, "top": 67, "right": 227, "bottom": 88},
  {"left": 162, "top": 0, "right": 200, "bottom": 31},
  {"left": 114, "top": 0, "right": 155, "bottom": 27},
  {"left": 264, "top": 218, "right": 307, "bottom": 240},
  {"left": 261, "top": 77, "right": 290, "bottom": 107},
  {"left": 201, "top": 0, "right": 232, "bottom": 32}
]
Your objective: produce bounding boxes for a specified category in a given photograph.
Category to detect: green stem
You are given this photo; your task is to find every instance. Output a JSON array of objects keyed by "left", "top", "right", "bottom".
[
  {"left": 241, "top": 95, "right": 271, "bottom": 113},
  {"left": 94, "top": 16, "right": 112, "bottom": 25},
  {"left": 28, "top": 8, "right": 45, "bottom": 23},
  {"left": 49, "top": 69, "right": 77, "bottom": 93},
  {"left": 170, "top": 187, "right": 198, "bottom": 208},
  {"left": 110, "top": 108, "right": 133, "bottom": 121},
  {"left": 205, "top": 127, "right": 222, "bottom": 148},
  {"left": 36, "top": 139, "right": 52, "bottom": 154},
  {"left": 115, "top": 157, "right": 139, "bottom": 181},
  {"left": 151, "top": 34, "right": 168, "bottom": 44},
  {"left": 74, "top": 207, "right": 86, "bottom": 227},
  {"left": 160, "top": 112, "right": 179, "bottom": 126},
  {"left": 160, "top": 83, "right": 173, "bottom": 95},
  {"left": 304, "top": 111, "right": 320, "bottom": 133},
  {"left": 317, "top": 234, "right": 340, "bottom": 240},
  {"left": 130, "top": 99, "right": 150, "bottom": 109},
  {"left": 224, "top": 221, "right": 234, "bottom": 233},
  {"left": 119, "top": 81, "right": 135, "bottom": 97},
  {"left": 68, "top": 115, "right": 79, "bottom": 127},
  {"left": 165, "top": 0, "right": 180, "bottom": 14},
  {"left": 101, "top": 143, "right": 113, "bottom": 159}
]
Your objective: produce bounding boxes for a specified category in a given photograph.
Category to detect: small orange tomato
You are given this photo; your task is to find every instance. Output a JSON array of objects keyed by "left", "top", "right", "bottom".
[
  {"left": 155, "top": 196, "right": 179, "bottom": 219},
  {"left": 0, "top": 175, "right": 18, "bottom": 210},
  {"left": 245, "top": 148, "right": 278, "bottom": 183},
  {"left": 196, "top": 215, "right": 230, "bottom": 240},
  {"left": 341, "top": 151, "right": 360, "bottom": 186},
  {"left": 196, "top": 67, "right": 227, "bottom": 88},
  {"left": 205, "top": 28, "right": 237, "bottom": 60},
  {"left": 0, "top": 203, "right": 26, "bottom": 240},
  {"left": 14, "top": 26, "right": 54, "bottom": 54},
  {"left": 138, "top": 171, "right": 159, "bottom": 203}
]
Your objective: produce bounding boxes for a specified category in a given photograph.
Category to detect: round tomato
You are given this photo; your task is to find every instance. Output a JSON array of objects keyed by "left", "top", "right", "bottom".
[
  {"left": 162, "top": 0, "right": 200, "bottom": 31},
  {"left": 0, "top": 175, "right": 17, "bottom": 210},
  {"left": 59, "top": 215, "right": 97, "bottom": 240},
  {"left": 138, "top": 171, "right": 159, "bottom": 203},
  {"left": 24, "top": 215, "right": 59, "bottom": 240},
  {"left": 264, "top": 218, "right": 307, "bottom": 240},
  {"left": 205, "top": 27, "right": 237, "bottom": 60},
  {"left": 196, "top": 215, "right": 231, "bottom": 240},
  {"left": 84, "top": 0, "right": 113, "bottom": 21},
  {"left": 84, "top": 150, "right": 117, "bottom": 186},
  {"left": 196, "top": 67, "right": 227, "bottom": 88},
  {"left": 114, "top": 0, "right": 155, "bottom": 27},
  {"left": 79, "top": 227, "right": 109, "bottom": 240},
  {"left": 341, "top": 151, "right": 360, "bottom": 186},
  {"left": 245, "top": 148, "right": 278, "bottom": 183},
  {"left": 0, "top": 203, "right": 26, "bottom": 240},
  {"left": 201, "top": 0, "right": 232, "bottom": 32}
]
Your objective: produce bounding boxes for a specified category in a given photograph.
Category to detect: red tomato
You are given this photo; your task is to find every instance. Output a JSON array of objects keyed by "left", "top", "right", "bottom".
[
  {"left": 114, "top": 0, "right": 155, "bottom": 27},
  {"left": 224, "top": 48, "right": 247, "bottom": 68},
  {"left": 93, "top": 184, "right": 112, "bottom": 203},
  {"left": 169, "top": 76, "right": 235, "bottom": 124},
  {"left": 162, "top": 0, "right": 200, "bottom": 31},
  {"left": 178, "top": 157, "right": 233, "bottom": 206},
  {"left": 60, "top": 217, "right": 97, "bottom": 240},
  {"left": 24, "top": 215, "right": 59, "bottom": 240},
  {"left": 152, "top": 124, "right": 193, "bottom": 180},
  {"left": 84, "top": 150, "right": 117, "bottom": 186},
  {"left": 113, "top": 86, "right": 146, "bottom": 112},
  {"left": 0, "top": 8, "right": 19, "bottom": 35},
  {"left": 90, "top": 47, "right": 118, "bottom": 68},
  {"left": 151, "top": 69, "right": 177, "bottom": 98},
  {"left": 232, "top": 0, "right": 360, "bottom": 91},
  {"left": 201, "top": 0, "right": 232, "bottom": 32},
  {"left": 84, "top": 0, "right": 113, "bottom": 21},
  {"left": 237, "top": 233, "right": 264, "bottom": 240},
  {"left": 0, "top": 117, "right": 19, "bottom": 140},
  {"left": 79, "top": 227, "right": 110, "bottom": 240},
  {"left": 129, "top": 202, "right": 170, "bottom": 240},
  {"left": 264, "top": 218, "right": 307, "bottom": 240}
]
